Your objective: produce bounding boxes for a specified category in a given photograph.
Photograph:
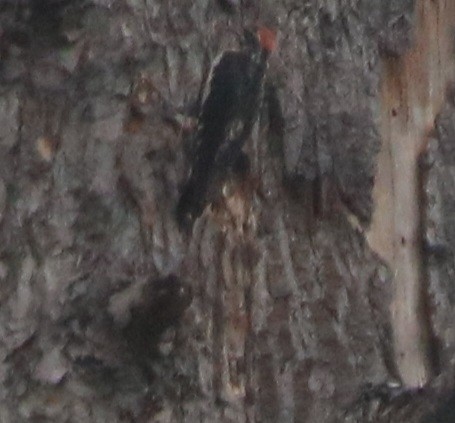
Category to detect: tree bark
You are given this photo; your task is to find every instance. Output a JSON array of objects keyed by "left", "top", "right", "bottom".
[{"left": 0, "top": 1, "right": 454, "bottom": 422}]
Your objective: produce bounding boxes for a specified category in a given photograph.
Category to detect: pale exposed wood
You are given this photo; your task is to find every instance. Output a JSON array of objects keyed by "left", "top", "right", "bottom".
[{"left": 368, "top": 0, "right": 455, "bottom": 387}]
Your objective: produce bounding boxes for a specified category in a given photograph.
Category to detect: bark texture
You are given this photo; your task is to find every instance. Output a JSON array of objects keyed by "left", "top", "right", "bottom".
[
  {"left": 0, "top": 1, "right": 454, "bottom": 422},
  {"left": 422, "top": 97, "right": 455, "bottom": 386}
]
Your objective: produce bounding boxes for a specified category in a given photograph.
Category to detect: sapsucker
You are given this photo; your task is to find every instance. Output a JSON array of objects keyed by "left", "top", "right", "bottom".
[{"left": 176, "top": 26, "right": 276, "bottom": 229}]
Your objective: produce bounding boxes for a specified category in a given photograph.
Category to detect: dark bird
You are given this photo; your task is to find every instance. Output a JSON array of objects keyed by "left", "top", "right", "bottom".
[{"left": 176, "top": 27, "right": 277, "bottom": 229}]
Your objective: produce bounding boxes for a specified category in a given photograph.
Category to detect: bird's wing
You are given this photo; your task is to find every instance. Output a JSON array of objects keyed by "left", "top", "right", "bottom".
[{"left": 199, "top": 51, "right": 249, "bottom": 132}]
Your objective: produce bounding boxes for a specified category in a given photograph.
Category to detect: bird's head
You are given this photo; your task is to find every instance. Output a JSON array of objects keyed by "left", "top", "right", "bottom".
[
  {"left": 256, "top": 26, "right": 277, "bottom": 54},
  {"left": 242, "top": 26, "right": 277, "bottom": 55}
]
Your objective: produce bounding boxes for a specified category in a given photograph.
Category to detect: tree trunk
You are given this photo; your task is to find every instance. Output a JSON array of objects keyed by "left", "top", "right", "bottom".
[{"left": 0, "top": 1, "right": 454, "bottom": 422}]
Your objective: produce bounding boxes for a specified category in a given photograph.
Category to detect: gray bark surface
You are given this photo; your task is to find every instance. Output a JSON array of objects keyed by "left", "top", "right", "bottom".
[{"left": 0, "top": 1, "right": 453, "bottom": 422}]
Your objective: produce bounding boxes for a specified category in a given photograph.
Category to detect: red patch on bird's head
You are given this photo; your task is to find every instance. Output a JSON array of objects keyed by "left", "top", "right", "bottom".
[{"left": 256, "top": 27, "right": 277, "bottom": 53}]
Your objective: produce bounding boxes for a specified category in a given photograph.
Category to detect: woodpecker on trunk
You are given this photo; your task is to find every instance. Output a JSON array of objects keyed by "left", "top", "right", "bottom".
[{"left": 176, "top": 26, "right": 276, "bottom": 229}]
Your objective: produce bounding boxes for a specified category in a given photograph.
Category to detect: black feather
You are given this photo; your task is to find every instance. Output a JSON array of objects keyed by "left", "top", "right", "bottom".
[{"left": 176, "top": 33, "right": 269, "bottom": 229}]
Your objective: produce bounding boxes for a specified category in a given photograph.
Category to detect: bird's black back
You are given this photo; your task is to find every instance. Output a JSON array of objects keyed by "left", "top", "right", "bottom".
[{"left": 176, "top": 36, "right": 269, "bottom": 229}]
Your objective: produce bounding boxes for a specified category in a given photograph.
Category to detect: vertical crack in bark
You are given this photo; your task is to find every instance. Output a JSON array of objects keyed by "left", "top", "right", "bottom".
[
  {"left": 417, "top": 156, "right": 442, "bottom": 377},
  {"left": 212, "top": 240, "right": 224, "bottom": 408}
]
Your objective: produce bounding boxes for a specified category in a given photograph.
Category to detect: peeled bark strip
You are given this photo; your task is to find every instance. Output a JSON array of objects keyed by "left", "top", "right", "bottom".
[{"left": 368, "top": 0, "right": 455, "bottom": 387}]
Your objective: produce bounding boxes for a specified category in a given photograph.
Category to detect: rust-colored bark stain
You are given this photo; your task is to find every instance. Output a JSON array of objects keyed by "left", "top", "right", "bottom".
[{"left": 368, "top": 0, "right": 455, "bottom": 387}]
